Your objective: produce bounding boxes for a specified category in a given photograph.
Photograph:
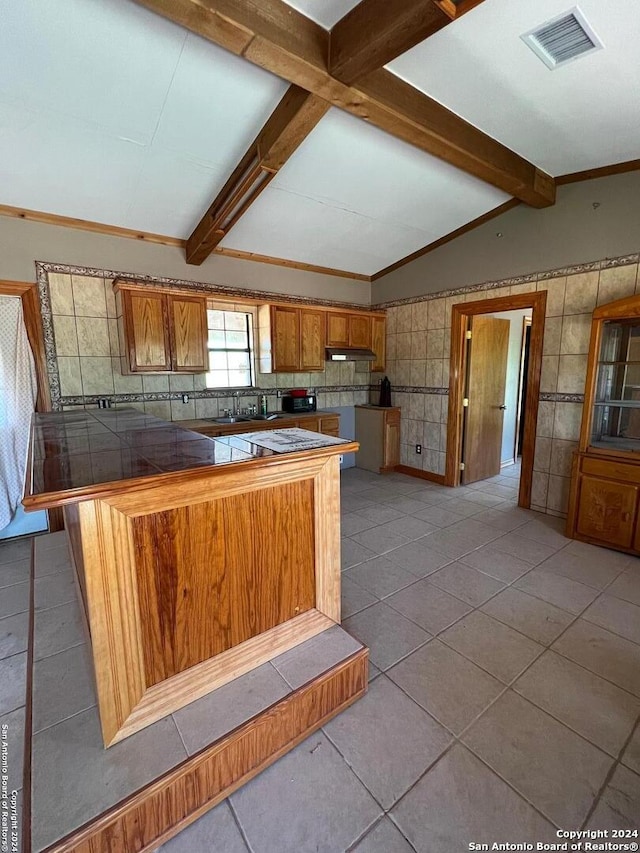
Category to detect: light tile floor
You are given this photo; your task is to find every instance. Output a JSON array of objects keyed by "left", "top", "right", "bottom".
[{"left": 3, "top": 463, "right": 640, "bottom": 853}]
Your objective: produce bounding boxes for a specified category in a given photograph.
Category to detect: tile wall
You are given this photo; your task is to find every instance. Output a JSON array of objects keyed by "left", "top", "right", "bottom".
[
  {"left": 45, "top": 271, "right": 371, "bottom": 420},
  {"left": 380, "top": 256, "right": 640, "bottom": 518}
]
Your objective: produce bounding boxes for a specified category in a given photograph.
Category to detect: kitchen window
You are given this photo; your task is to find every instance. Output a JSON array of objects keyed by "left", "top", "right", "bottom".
[{"left": 205, "top": 308, "right": 255, "bottom": 389}]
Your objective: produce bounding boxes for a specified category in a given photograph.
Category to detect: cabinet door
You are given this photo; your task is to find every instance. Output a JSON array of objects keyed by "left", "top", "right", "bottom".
[
  {"left": 326, "top": 313, "right": 350, "bottom": 347},
  {"left": 300, "top": 309, "right": 325, "bottom": 371},
  {"left": 123, "top": 291, "right": 171, "bottom": 372},
  {"left": 383, "top": 411, "right": 400, "bottom": 469},
  {"left": 168, "top": 295, "right": 208, "bottom": 372},
  {"left": 272, "top": 306, "right": 300, "bottom": 372},
  {"left": 576, "top": 475, "right": 638, "bottom": 549},
  {"left": 349, "top": 314, "right": 372, "bottom": 349},
  {"left": 320, "top": 416, "right": 340, "bottom": 437},
  {"left": 371, "top": 316, "right": 386, "bottom": 372}
]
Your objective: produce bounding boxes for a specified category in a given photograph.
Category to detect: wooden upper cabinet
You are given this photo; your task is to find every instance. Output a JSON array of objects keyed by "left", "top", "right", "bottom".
[
  {"left": 117, "top": 284, "right": 207, "bottom": 373},
  {"left": 123, "top": 290, "right": 171, "bottom": 372},
  {"left": 371, "top": 316, "right": 386, "bottom": 372},
  {"left": 168, "top": 295, "right": 208, "bottom": 372},
  {"left": 349, "top": 314, "right": 372, "bottom": 349},
  {"left": 271, "top": 306, "right": 300, "bottom": 372},
  {"left": 326, "top": 313, "right": 350, "bottom": 347},
  {"left": 300, "top": 309, "right": 325, "bottom": 371}
]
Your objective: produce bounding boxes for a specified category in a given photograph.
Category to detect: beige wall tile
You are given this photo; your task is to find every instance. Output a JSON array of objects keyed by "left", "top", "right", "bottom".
[
  {"left": 547, "top": 474, "right": 570, "bottom": 514},
  {"left": 557, "top": 354, "right": 588, "bottom": 395},
  {"left": 52, "top": 315, "right": 78, "bottom": 356},
  {"left": 538, "top": 277, "right": 566, "bottom": 316},
  {"left": 105, "top": 281, "right": 117, "bottom": 318},
  {"left": 193, "top": 374, "right": 208, "bottom": 392},
  {"left": 386, "top": 307, "right": 397, "bottom": 335},
  {"left": 144, "top": 401, "right": 172, "bottom": 420},
  {"left": 540, "top": 355, "right": 559, "bottom": 394},
  {"left": 543, "top": 317, "right": 562, "bottom": 355},
  {"left": 76, "top": 317, "right": 111, "bottom": 357},
  {"left": 425, "top": 394, "right": 442, "bottom": 422},
  {"left": 531, "top": 472, "right": 549, "bottom": 508},
  {"left": 396, "top": 332, "right": 412, "bottom": 360},
  {"left": 142, "top": 375, "right": 170, "bottom": 393},
  {"left": 58, "top": 356, "right": 83, "bottom": 396},
  {"left": 537, "top": 402, "right": 555, "bottom": 438},
  {"left": 397, "top": 361, "right": 411, "bottom": 385},
  {"left": 533, "top": 436, "right": 552, "bottom": 472},
  {"left": 396, "top": 304, "right": 412, "bottom": 333},
  {"left": 111, "top": 360, "right": 143, "bottom": 394},
  {"left": 171, "top": 399, "right": 196, "bottom": 420},
  {"left": 408, "top": 393, "right": 425, "bottom": 421},
  {"left": 426, "top": 329, "right": 444, "bottom": 359},
  {"left": 553, "top": 402, "right": 583, "bottom": 441},
  {"left": 410, "top": 360, "right": 426, "bottom": 386},
  {"left": 48, "top": 273, "right": 74, "bottom": 315},
  {"left": 108, "top": 319, "right": 120, "bottom": 357},
  {"left": 412, "top": 301, "right": 428, "bottom": 331},
  {"left": 71, "top": 275, "right": 107, "bottom": 317},
  {"left": 427, "top": 298, "right": 445, "bottom": 329},
  {"left": 169, "top": 374, "right": 194, "bottom": 392},
  {"left": 550, "top": 439, "right": 578, "bottom": 478},
  {"left": 439, "top": 423, "right": 448, "bottom": 452},
  {"left": 560, "top": 314, "right": 591, "bottom": 355},
  {"left": 387, "top": 334, "right": 397, "bottom": 361},
  {"left": 597, "top": 265, "right": 638, "bottom": 305},
  {"left": 79, "top": 357, "right": 115, "bottom": 395},
  {"left": 564, "top": 272, "right": 598, "bottom": 314},
  {"left": 423, "top": 421, "right": 440, "bottom": 450},
  {"left": 425, "top": 359, "right": 444, "bottom": 388},
  {"left": 195, "top": 397, "right": 219, "bottom": 419},
  {"left": 411, "top": 331, "right": 427, "bottom": 360}
]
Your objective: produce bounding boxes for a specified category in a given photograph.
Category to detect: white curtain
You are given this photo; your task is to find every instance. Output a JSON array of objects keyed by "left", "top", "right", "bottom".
[{"left": 0, "top": 296, "right": 37, "bottom": 530}]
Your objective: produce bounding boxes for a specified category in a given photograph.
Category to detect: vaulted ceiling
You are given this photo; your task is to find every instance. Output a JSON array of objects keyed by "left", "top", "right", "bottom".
[{"left": 1, "top": 0, "right": 638, "bottom": 280}]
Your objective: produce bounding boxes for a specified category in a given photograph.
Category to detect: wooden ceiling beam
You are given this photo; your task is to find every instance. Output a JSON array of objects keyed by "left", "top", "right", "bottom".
[
  {"left": 134, "top": 0, "right": 555, "bottom": 208},
  {"left": 328, "top": 0, "right": 452, "bottom": 86},
  {"left": 186, "top": 85, "right": 329, "bottom": 264}
]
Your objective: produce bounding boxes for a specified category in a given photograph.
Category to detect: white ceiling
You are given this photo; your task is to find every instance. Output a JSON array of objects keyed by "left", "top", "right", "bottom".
[
  {"left": 388, "top": 0, "right": 640, "bottom": 175},
  {"left": 0, "top": 0, "right": 638, "bottom": 277}
]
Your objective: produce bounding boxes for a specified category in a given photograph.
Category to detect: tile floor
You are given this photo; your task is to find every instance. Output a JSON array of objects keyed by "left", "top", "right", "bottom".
[{"left": 2, "top": 463, "right": 640, "bottom": 852}]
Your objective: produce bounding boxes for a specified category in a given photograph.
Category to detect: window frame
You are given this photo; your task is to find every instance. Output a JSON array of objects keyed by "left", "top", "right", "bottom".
[{"left": 205, "top": 306, "right": 255, "bottom": 390}]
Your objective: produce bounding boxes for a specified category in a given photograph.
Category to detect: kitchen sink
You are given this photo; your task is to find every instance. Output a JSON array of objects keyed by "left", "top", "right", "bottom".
[
  {"left": 211, "top": 416, "right": 251, "bottom": 424},
  {"left": 249, "top": 414, "right": 280, "bottom": 421}
]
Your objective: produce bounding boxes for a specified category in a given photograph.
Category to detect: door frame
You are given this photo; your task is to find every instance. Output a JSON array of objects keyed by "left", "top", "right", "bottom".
[
  {"left": 445, "top": 290, "right": 547, "bottom": 508},
  {"left": 513, "top": 315, "right": 533, "bottom": 462}
]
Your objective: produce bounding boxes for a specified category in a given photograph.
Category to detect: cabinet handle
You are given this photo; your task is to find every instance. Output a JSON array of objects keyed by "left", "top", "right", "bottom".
[{"left": 622, "top": 512, "right": 631, "bottom": 522}]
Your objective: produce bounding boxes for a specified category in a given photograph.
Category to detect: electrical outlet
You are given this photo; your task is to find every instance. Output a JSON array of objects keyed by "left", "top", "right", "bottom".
[
  {"left": 416, "top": 444, "right": 422, "bottom": 454},
  {"left": 276, "top": 390, "right": 282, "bottom": 398},
  {"left": 182, "top": 393, "right": 189, "bottom": 404}
]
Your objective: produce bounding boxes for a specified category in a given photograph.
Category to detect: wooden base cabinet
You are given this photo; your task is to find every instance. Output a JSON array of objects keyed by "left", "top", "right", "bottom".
[{"left": 355, "top": 405, "right": 400, "bottom": 473}]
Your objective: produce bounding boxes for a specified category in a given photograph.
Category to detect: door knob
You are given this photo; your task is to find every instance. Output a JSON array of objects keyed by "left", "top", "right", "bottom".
[{"left": 499, "top": 405, "right": 507, "bottom": 410}]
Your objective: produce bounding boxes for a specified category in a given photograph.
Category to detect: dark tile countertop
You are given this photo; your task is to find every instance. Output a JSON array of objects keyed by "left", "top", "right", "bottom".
[{"left": 24, "top": 408, "right": 353, "bottom": 510}]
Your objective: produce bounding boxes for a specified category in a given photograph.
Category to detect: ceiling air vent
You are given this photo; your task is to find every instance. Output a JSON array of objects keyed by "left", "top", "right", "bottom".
[{"left": 521, "top": 8, "right": 603, "bottom": 70}]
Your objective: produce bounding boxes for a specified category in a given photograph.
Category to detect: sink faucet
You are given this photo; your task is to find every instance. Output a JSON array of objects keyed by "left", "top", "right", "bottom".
[{"left": 233, "top": 391, "right": 241, "bottom": 416}]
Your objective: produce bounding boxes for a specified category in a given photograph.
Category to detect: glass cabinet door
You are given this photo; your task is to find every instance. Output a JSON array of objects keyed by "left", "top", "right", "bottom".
[{"left": 591, "top": 320, "right": 640, "bottom": 451}]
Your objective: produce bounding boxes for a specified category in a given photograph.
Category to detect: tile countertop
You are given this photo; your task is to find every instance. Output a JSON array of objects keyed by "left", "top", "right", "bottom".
[{"left": 24, "top": 408, "right": 355, "bottom": 510}]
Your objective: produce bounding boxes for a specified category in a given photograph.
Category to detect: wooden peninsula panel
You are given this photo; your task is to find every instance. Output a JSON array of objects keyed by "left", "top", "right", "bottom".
[{"left": 132, "top": 479, "right": 316, "bottom": 684}]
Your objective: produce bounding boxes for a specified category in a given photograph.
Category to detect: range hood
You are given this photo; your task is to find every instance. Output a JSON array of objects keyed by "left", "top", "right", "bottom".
[{"left": 326, "top": 347, "right": 376, "bottom": 362}]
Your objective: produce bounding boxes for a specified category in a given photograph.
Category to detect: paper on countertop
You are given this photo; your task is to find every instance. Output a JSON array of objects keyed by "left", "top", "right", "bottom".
[{"left": 237, "top": 427, "right": 350, "bottom": 453}]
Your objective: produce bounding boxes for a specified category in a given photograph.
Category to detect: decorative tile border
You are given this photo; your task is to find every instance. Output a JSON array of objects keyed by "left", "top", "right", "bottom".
[
  {"left": 374, "top": 251, "right": 640, "bottom": 308},
  {"left": 539, "top": 392, "right": 585, "bottom": 403}
]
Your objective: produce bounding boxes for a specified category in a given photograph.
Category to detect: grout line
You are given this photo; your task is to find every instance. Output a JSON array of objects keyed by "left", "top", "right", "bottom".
[{"left": 228, "top": 794, "right": 258, "bottom": 853}]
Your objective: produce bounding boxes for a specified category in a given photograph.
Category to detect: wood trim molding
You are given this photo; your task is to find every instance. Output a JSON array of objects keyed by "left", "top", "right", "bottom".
[
  {"left": 329, "top": 0, "right": 452, "bottom": 85},
  {"left": 213, "top": 245, "right": 371, "bottom": 281},
  {"left": 133, "top": 0, "right": 555, "bottom": 208},
  {"left": 186, "top": 86, "right": 330, "bottom": 265},
  {"left": 370, "top": 199, "right": 521, "bottom": 281},
  {"left": 556, "top": 158, "right": 640, "bottom": 185},
  {"left": 395, "top": 464, "right": 445, "bottom": 485},
  {"left": 444, "top": 289, "right": 546, "bottom": 510},
  {"left": 35, "top": 648, "right": 368, "bottom": 853}
]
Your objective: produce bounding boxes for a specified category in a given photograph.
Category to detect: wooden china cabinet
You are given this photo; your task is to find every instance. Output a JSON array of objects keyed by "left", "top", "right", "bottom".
[{"left": 566, "top": 295, "right": 640, "bottom": 554}]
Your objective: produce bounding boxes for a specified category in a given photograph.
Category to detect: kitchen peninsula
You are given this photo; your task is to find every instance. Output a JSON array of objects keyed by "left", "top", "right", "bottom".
[{"left": 24, "top": 407, "right": 364, "bottom": 750}]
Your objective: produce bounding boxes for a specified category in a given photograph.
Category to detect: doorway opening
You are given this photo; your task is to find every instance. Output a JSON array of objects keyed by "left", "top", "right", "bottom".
[{"left": 445, "top": 291, "right": 547, "bottom": 508}]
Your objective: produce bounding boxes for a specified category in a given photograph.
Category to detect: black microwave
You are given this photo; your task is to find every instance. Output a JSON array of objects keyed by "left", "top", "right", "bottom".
[{"left": 282, "top": 394, "right": 317, "bottom": 413}]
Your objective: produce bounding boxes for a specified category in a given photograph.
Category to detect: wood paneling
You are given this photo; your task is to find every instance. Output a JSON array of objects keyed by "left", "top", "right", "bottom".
[
  {"left": 348, "top": 314, "right": 372, "bottom": 348},
  {"left": 326, "top": 313, "right": 350, "bottom": 347},
  {"left": 271, "top": 305, "right": 300, "bottom": 371},
  {"left": 299, "top": 308, "right": 325, "bottom": 371},
  {"left": 132, "top": 480, "right": 316, "bottom": 684},
  {"left": 133, "top": 0, "right": 554, "bottom": 207},
  {"left": 395, "top": 464, "right": 445, "bottom": 485},
  {"left": 370, "top": 316, "right": 386, "bottom": 371},
  {"left": 445, "top": 290, "right": 546, "bottom": 510},
  {"left": 168, "top": 295, "right": 208, "bottom": 371},
  {"left": 557, "top": 158, "right": 640, "bottom": 186},
  {"left": 330, "top": 0, "right": 452, "bottom": 84},
  {"left": 124, "top": 290, "right": 171, "bottom": 371},
  {"left": 576, "top": 475, "right": 637, "bottom": 549},
  {"left": 40, "top": 649, "right": 368, "bottom": 853}
]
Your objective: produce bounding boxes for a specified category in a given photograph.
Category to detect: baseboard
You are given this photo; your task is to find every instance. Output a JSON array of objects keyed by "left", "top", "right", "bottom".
[{"left": 395, "top": 465, "right": 446, "bottom": 485}]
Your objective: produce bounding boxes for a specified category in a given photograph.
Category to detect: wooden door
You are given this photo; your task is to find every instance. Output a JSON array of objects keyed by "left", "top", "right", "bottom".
[
  {"left": 326, "top": 313, "right": 350, "bottom": 347},
  {"left": 370, "top": 317, "right": 386, "bottom": 372},
  {"left": 272, "top": 306, "right": 300, "bottom": 371},
  {"left": 462, "top": 316, "right": 510, "bottom": 484},
  {"left": 349, "top": 314, "right": 372, "bottom": 348},
  {"left": 124, "top": 291, "right": 171, "bottom": 372},
  {"left": 578, "top": 475, "right": 637, "bottom": 549},
  {"left": 168, "top": 295, "right": 208, "bottom": 372},
  {"left": 299, "top": 309, "right": 325, "bottom": 371}
]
